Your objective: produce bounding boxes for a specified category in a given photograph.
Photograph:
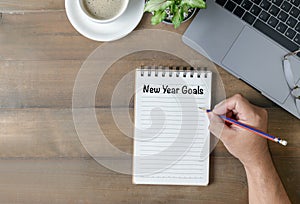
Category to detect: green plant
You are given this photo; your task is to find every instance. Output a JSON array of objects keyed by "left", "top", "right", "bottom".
[{"left": 144, "top": 0, "right": 206, "bottom": 28}]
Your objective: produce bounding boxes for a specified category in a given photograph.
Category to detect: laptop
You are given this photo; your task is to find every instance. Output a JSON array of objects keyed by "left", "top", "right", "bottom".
[{"left": 183, "top": 0, "right": 300, "bottom": 119}]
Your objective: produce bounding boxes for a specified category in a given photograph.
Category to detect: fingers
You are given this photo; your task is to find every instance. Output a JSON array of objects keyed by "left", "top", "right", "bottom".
[
  {"left": 207, "top": 112, "right": 232, "bottom": 140},
  {"left": 213, "top": 94, "right": 252, "bottom": 117},
  {"left": 213, "top": 94, "right": 268, "bottom": 129}
]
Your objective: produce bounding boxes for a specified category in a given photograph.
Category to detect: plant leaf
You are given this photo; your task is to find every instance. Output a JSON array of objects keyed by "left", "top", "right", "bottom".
[
  {"left": 151, "top": 10, "right": 167, "bottom": 25},
  {"left": 172, "top": 7, "right": 183, "bottom": 29},
  {"left": 169, "top": 3, "right": 175, "bottom": 14},
  {"left": 181, "top": 3, "right": 189, "bottom": 14},
  {"left": 144, "top": 0, "right": 174, "bottom": 12},
  {"left": 180, "top": 0, "right": 206, "bottom": 8}
]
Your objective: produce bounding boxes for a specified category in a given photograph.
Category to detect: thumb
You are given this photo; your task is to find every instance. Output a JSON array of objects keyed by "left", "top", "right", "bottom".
[{"left": 207, "top": 112, "right": 232, "bottom": 140}]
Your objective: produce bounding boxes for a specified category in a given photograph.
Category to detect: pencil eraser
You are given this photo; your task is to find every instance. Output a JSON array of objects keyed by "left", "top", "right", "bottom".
[{"left": 280, "top": 140, "right": 288, "bottom": 146}]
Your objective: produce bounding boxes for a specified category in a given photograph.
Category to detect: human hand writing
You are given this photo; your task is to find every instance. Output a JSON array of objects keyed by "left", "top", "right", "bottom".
[{"left": 208, "top": 94, "right": 269, "bottom": 167}]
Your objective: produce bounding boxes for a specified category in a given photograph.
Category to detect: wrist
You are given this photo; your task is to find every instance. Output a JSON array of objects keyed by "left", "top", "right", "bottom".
[
  {"left": 238, "top": 139, "right": 271, "bottom": 170},
  {"left": 242, "top": 151, "right": 273, "bottom": 174},
  {"left": 242, "top": 150, "right": 291, "bottom": 204}
]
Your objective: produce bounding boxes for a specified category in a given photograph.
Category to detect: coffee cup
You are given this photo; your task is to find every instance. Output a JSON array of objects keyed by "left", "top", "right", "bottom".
[{"left": 78, "top": 0, "right": 129, "bottom": 23}]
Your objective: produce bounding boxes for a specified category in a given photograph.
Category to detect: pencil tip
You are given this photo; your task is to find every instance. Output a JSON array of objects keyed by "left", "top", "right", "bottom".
[{"left": 199, "top": 108, "right": 212, "bottom": 113}]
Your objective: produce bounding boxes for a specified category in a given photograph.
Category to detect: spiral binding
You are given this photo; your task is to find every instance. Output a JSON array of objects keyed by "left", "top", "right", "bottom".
[{"left": 139, "top": 66, "right": 209, "bottom": 78}]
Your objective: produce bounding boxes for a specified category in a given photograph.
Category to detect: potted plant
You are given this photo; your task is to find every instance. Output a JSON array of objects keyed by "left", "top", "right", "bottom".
[{"left": 144, "top": 0, "right": 206, "bottom": 28}]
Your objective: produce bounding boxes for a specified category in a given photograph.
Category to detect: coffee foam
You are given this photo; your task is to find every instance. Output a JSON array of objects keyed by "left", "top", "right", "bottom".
[{"left": 83, "top": 0, "right": 126, "bottom": 20}]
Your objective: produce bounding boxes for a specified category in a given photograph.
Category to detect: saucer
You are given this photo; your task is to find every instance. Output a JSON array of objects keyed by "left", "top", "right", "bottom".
[{"left": 65, "top": 0, "right": 145, "bottom": 41}]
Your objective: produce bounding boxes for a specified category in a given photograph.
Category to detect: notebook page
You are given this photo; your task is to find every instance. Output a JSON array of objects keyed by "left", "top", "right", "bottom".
[{"left": 133, "top": 68, "right": 212, "bottom": 186}]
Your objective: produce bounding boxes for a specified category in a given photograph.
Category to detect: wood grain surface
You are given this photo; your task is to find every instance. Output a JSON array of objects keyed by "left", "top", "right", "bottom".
[{"left": 0, "top": 0, "right": 299, "bottom": 203}]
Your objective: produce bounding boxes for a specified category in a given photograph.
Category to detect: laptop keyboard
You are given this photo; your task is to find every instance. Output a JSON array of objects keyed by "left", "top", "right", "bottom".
[{"left": 216, "top": 0, "right": 300, "bottom": 53}]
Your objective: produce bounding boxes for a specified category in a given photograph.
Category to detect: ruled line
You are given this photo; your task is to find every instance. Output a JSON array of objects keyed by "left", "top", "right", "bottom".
[
  {"left": 141, "top": 123, "right": 203, "bottom": 126},
  {"left": 135, "top": 176, "right": 203, "bottom": 178},
  {"left": 140, "top": 115, "right": 204, "bottom": 118},
  {"left": 138, "top": 138, "right": 204, "bottom": 142},
  {"left": 138, "top": 131, "right": 206, "bottom": 134},
  {"left": 138, "top": 153, "right": 204, "bottom": 157},
  {"left": 139, "top": 143, "right": 204, "bottom": 146},
  {"left": 139, "top": 170, "right": 204, "bottom": 173},
  {"left": 140, "top": 110, "right": 201, "bottom": 113},
  {"left": 140, "top": 100, "right": 206, "bottom": 104},
  {"left": 139, "top": 149, "right": 201, "bottom": 153}
]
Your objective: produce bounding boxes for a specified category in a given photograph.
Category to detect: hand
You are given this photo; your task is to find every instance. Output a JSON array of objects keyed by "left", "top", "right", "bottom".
[{"left": 208, "top": 94, "right": 269, "bottom": 167}]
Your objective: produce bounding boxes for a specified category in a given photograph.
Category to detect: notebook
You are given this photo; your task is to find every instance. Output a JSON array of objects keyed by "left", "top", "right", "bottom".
[{"left": 133, "top": 66, "right": 212, "bottom": 186}]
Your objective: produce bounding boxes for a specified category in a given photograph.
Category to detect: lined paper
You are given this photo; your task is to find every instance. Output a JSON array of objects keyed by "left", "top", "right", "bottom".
[{"left": 133, "top": 68, "right": 212, "bottom": 186}]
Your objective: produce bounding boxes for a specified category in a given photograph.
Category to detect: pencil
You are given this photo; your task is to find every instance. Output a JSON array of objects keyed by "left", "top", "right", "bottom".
[{"left": 200, "top": 108, "right": 288, "bottom": 146}]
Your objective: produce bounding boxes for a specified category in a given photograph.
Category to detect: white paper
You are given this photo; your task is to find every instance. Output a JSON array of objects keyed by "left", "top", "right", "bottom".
[{"left": 133, "top": 68, "right": 212, "bottom": 186}]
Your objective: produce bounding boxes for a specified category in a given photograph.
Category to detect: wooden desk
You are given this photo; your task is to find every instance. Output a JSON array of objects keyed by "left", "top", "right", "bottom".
[{"left": 0, "top": 1, "right": 299, "bottom": 203}]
